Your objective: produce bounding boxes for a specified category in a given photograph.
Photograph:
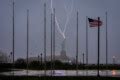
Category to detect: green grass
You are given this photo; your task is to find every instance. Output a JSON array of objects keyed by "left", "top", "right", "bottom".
[{"left": 0, "top": 76, "right": 120, "bottom": 80}]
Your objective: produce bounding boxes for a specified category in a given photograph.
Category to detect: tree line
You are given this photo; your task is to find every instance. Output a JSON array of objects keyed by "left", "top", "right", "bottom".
[{"left": 0, "top": 58, "right": 120, "bottom": 71}]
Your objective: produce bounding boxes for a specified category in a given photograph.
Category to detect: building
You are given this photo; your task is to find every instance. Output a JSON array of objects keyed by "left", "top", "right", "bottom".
[
  {"left": 27, "top": 39, "right": 75, "bottom": 63},
  {"left": 27, "top": 53, "right": 75, "bottom": 63}
]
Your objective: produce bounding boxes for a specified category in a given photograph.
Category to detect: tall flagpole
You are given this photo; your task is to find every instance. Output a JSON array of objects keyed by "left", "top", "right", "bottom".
[
  {"left": 86, "top": 16, "right": 88, "bottom": 65},
  {"left": 12, "top": 1, "right": 15, "bottom": 76},
  {"left": 97, "top": 17, "right": 100, "bottom": 77},
  {"left": 44, "top": 3, "right": 47, "bottom": 76},
  {"left": 26, "top": 9, "right": 29, "bottom": 75},
  {"left": 106, "top": 12, "right": 108, "bottom": 67},
  {"left": 53, "top": 8, "right": 55, "bottom": 74},
  {"left": 76, "top": 11, "right": 79, "bottom": 76},
  {"left": 51, "top": 13, "right": 53, "bottom": 76}
]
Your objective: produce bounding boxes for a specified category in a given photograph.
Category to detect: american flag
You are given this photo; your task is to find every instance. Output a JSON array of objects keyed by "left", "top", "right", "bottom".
[{"left": 88, "top": 18, "right": 102, "bottom": 27}]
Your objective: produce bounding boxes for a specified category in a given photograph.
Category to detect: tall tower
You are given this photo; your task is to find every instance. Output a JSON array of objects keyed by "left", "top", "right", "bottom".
[{"left": 60, "top": 39, "right": 67, "bottom": 59}]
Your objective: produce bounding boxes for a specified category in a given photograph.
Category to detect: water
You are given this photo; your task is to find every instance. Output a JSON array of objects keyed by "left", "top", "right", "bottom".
[{"left": 0, "top": 70, "right": 120, "bottom": 77}]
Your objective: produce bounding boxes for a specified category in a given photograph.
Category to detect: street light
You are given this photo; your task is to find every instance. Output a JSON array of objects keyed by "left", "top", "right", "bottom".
[
  {"left": 41, "top": 53, "right": 42, "bottom": 64},
  {"left": 38, "top": 54, "right": 40, "bottom": 62},
  {"left": 112, "top": 56, "right": 116, "bottom": 65},
  {"left": 82, "top": 53, "right": 84, "bottom": 65}
]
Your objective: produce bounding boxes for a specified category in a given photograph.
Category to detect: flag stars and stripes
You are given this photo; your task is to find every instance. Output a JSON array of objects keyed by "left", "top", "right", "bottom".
[{"left": 88, "top": 18, "right": 102, "bottom": 27}]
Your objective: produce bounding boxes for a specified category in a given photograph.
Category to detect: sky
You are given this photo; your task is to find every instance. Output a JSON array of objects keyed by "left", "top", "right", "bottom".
[{"left": 0, "top": 0, "right": 120, "bottom": 64}]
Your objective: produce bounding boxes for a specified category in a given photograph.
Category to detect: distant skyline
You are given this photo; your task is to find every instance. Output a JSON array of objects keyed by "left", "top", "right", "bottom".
[{"left": 0, "top": 0, "right": 120, "bottom": 64}]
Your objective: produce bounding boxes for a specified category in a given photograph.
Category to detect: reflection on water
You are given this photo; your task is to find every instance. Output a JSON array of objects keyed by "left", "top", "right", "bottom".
[{"left": 0, "top": 70, "right": 120, "bottom": 77}]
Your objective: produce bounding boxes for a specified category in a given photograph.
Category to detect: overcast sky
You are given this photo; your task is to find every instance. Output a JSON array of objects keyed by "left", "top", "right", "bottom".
[{"left": 0, "top": 0, "right": 120, "bottom": 64}]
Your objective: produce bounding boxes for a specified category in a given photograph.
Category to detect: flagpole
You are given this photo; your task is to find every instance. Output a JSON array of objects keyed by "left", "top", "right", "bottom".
[
  {"left": 106, "top": 12, "right": 108, "bottom": 68},
  {"left": 44, "top": 3, "right": 47, "bottom": 76},
  {"left": 26, "top": 9, "right": 29, "bottom": 76},
  {"left": 12, "top": 1, "right": 15, "bottom": 76},
  {"left": 53, "top": 8, "right": 55, "bottom": 75},
  {"left": 97, "top": 17, "right": 100, "bottom": 77},
  {"left": 86, "top": 16, "right": 88, "bottom": 65},
  {"left": 86, "top": 16, "right": 89, "bottom": 76},
  {"left": 51, "top": 13, "right": 53, "bottom": 76},
  {"left": 76, "top": 11, "right": 79, "bottom": 76}
]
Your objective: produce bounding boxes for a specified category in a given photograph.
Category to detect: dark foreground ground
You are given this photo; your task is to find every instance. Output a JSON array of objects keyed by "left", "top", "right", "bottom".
[{"left": 0, "top": 76, "right": 120, "bottom": 80}]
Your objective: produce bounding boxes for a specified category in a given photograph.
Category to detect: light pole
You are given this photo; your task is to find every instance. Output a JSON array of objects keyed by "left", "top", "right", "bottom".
[
  {"left": 41, "top": 53, "right": 42, "bottom": 65},
  {"left": 82, "top": 53, "right": 84, "bottom": 65},
  {"left": 38, "top": 54, "right": 40, "bottom": 62},
  {"left": 112, "top": 56, "right": 116, "bottom": 65}
]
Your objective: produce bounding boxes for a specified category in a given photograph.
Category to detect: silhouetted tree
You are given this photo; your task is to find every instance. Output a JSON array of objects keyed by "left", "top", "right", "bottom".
[
  {"left": 29, "top": 61, "right": 40, "bottom": 69},
  {"left": 15, "top": 58, "right": 26, "bottom": 69}
]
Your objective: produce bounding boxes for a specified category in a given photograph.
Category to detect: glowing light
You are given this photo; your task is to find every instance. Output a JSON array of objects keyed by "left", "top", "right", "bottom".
[{"left": 112, "top": 70, "right": 116, "bottom": 76}]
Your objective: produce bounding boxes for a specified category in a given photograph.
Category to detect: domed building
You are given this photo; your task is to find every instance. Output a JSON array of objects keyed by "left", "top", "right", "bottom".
[{"left": 27, "top": 39, "right": 75, "bottom": 63}]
